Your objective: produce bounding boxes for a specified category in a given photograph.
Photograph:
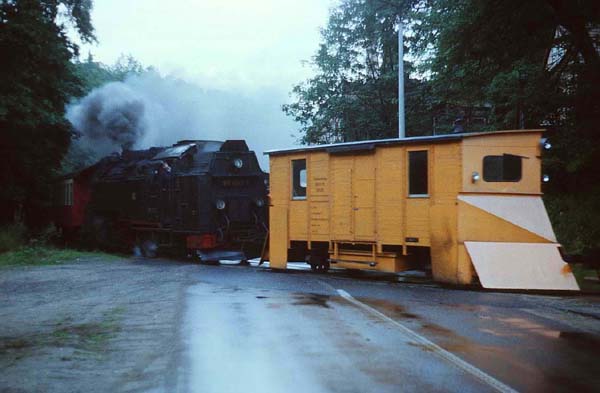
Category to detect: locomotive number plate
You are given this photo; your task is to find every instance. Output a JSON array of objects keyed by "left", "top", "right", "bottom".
[{"left": 220, "top": 179, "right": 250, "bottom": 187}]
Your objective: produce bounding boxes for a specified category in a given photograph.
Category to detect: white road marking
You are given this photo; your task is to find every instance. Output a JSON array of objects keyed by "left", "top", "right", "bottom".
[{"left": 336, "top": 289, "right": 518, "bottom": 393}]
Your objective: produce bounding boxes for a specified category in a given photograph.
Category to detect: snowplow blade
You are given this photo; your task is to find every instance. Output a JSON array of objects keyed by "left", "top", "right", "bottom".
[{"left": 465, "top": 242, "right": 579, "bottom": 291}]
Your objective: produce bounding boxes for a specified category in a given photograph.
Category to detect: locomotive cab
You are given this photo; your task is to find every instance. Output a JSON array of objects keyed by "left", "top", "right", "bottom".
[{"left": 189, "top": 140, "right": 268, "bottom": 261}]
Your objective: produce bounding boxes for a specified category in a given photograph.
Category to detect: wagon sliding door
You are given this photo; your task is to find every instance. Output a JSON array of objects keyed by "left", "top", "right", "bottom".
[
  {"left": 331, "top": 157, "right": 353, "bottom": 240},
  {"left": 353, "top": 155, "right": 375, "bottom": 241},
  {"left": 331, "top": 155, "right": 375, "bottom": 242}
]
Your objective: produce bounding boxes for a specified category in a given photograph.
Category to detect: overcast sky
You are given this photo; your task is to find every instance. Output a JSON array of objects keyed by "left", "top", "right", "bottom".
[
  {"left": 81, "top": 0, "right": 336, "bottom": 91},
  {"left": 72, "top": 0, "right": 337, "bottom": 167}
]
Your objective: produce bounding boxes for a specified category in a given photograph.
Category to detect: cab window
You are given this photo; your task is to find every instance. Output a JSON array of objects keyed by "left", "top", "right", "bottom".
[
  {"left": 292, "top": 159, "right": 307, "bottom": 199},
  {"left": 483, "top": 154, "right": 522, "bottom": 182}
]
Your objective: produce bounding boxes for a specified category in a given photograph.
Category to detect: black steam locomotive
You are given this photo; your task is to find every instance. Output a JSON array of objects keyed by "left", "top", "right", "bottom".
[{"left": 55, "top": 140, "right": 268, "bottom": 262}]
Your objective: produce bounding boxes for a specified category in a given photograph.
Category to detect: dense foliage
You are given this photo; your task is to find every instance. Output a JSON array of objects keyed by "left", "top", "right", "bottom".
[
  {"left": 413, "top": 0, "right": 600, "bottom": 253},
  {"left": 285, "top": 0, "right": 599, "bottom": 253},
  {"left": 74, "top": 53, "right": 146, "bottom": 94},
  {"left": 0, "top": 0, "right": 94, "bottom": 224},
  {"left": 283, "top": 0, "right": 438, "bottom": 144}
]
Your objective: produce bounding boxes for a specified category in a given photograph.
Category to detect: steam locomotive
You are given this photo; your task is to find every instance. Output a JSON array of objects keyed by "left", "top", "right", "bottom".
[{"left": 54, "top": 140, "right": 268, "bottom": 262}]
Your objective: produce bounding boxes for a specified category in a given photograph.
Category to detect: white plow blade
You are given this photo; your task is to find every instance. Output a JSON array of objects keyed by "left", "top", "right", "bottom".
[{"left": 465, "top": 242, "right": 579, "bottom": 290}]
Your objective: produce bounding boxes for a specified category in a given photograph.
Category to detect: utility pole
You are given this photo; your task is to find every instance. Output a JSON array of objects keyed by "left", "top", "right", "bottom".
[{"left": 398, "top": 20, "right": 405, "bottom": 139}]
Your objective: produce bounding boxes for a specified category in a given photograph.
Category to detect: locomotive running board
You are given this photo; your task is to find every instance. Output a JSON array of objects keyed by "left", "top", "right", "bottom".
[{"left": 465, "top": 242, "right": 579, "bottom": 291}]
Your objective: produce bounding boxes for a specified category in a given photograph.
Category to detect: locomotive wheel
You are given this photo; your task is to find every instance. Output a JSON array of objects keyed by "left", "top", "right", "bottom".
[
  {"left": 309, "top": 255, "right": 330, "bottom": 273},
  {"left": 198, "top": 258, "right": 220, "bottom": 265},
  {"left": 141, "top": 240, "right": 158, "bottom": 258}
]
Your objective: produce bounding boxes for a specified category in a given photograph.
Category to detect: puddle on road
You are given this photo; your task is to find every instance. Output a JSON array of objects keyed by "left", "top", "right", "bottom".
[
  {"left": 292, "top": 293, "right": 331, "bottom": 308},
  {"left": 443, "top": 303, "right": 490, "bottom": 313},
  {"left": 352, "top": 297, "right": 478, "bottom": 350},
  {"left": 346, "top": 296, "right": 600, "bottom": 392},
  {"left": 420, "top": 323, "right": 454, "bottom": 335},
  {"left": 479, "top": 328, "right": 523, "bottom": 338},
  {"left": 559, "top": 331, "right": 600, "bottom": 351},
  {"left": 354, "top": 297, "right": 420, "bottom": 320}
]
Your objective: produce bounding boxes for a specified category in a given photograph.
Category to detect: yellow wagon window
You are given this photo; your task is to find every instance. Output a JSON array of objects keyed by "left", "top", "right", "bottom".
[
  {"left": 408, "top": 151, "right": 428, "bottom": 196},
  {"left": 292, "top": 159, "right": 307, "bottom": 199},
  {"left": 483, "top": 154, "right": 522, "bottom": 182}
]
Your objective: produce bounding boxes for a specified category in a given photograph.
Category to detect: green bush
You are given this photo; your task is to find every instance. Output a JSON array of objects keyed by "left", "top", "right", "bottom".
[
  {"left": 0, "top": 246, "right": 120, "bottom": 267},
  {"left": 0, "top": 222, "right": 27, "bottom": 253},
  {"left": 545, "top": 188, "right": 600, "bottom": 255},
  {"left": 31, "top": 223, "right": 61, "bottom": 247}
]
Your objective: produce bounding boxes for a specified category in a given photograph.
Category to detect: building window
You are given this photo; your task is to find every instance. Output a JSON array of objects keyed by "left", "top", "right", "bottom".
[
  {"left": 62, "top": 180, "right": 74, "bottom": 206},
  {"left": 408, "top": 151, "right": 428, "bottom": 196},
  {"left": 483, "top": 154, "right": 522, "bottom": 182},
  {"left": 292, "top": 159, "right": 307, "bottom": 199}
]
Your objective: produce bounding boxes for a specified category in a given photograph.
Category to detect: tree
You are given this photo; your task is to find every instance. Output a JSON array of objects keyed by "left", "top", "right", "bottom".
[
  {"left": 285, "top": 0, "right": 600, "bottom": 252},
  {"left": 74, "top": 53, "right": 146, "bottom": 94},
  {"left": 412, "top": 0, "right": 600, "bottom": 253},
  {"left": 0, "top": 0, "right": 94, "bottom": 223},
  {"left": 283, "top": 0, "right": 436, "bottom": 144}
]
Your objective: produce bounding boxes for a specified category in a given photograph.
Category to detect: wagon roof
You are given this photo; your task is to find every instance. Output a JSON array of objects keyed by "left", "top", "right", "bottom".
[{"left": 264, "top": 129, "right": 544, "bottom": 156}]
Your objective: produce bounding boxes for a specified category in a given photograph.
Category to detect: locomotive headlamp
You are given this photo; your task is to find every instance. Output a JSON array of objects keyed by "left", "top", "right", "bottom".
[
  {"left": 542, "top": 174, "right": 550, "bottom": 183},
  {"left": 233, "top": 158, "right": 244, "bottom": 169},
  {"left": 541, "top": 138, "right": 552, "bottom": 151},
  {"left": 215, "top": 199, "right": 226, "bottom": 210},
  {"left": 255, "top": 198, "right": 265, "bottom": 207},
  {"left": 471, "top": 171, "right": 480, "bottom": 183}
]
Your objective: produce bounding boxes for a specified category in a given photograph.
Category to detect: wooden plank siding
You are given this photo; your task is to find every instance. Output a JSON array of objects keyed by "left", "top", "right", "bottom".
[
  {"left": 308, "top": 153, "right": 330, "bottom": 241},
  {"left": 375, "top": 147, "right": 404, "bottom": 246},
  {"left": 429, "top": 143, "right": 462, "bottom": 284},
  {"left": 461, "top": 132, "right": 542, "bottom": 195},
  {"left": 331, "top": 156, "right": 354, "bottom": 240}
]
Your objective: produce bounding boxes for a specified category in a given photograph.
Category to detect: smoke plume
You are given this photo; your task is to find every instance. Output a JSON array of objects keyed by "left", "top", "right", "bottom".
[{"left": 66, "top": 71, "right": 297, "bottom": 170}]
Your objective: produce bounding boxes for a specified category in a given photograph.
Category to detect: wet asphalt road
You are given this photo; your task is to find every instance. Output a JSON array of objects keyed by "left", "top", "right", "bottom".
[
  {"left": 2, "top": 257, "right": 598, "bottom": 392},
  {"left": 177, "top": 262, "right": 600, "bottom": 393}
]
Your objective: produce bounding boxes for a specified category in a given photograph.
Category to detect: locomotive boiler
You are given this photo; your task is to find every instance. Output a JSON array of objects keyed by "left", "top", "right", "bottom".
[{"left": 55, "top": 140, "right": 268, "bottom": 262}]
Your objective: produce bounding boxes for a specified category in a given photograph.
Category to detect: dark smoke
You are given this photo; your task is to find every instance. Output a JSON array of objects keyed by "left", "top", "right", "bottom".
[
  {"left": 67, "top": 82, "right": 148, "bottom": 157},
  {"left": 66, "top": 71, "right": 298, "bottom": 170}
]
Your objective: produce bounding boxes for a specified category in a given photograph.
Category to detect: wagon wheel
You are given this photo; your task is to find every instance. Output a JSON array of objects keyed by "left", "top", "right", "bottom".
[{"left": 309, "top": 255, "right": 330, "bottom": 274}]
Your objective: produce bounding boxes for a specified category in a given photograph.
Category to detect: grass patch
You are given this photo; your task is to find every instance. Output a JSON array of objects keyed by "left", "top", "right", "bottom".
[
  {"left": 49, "top": 307, "right": 126, "bottom": 354},
  {"left": 570, "top": 264, "right": 600, "bottom": 293},
  {"left": 0, "top": 307, "right": 126, "bottom": 362},
  {"left": 0, "top": 223, "right": 26, "bottom": 253},
  {"left": 0, "top": 315, "right": 121, "bottom": 360},
  {"left": 0, "top": 338, "right": 31, "bottom": 350},
  {"left": 0, "top": 246, "right": 120, "bottom": 267}
]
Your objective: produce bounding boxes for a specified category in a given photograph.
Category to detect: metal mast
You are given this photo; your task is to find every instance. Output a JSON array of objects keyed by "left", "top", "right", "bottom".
[{"left": 398, "top": 21, "right": 405, "bottom": 139}]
